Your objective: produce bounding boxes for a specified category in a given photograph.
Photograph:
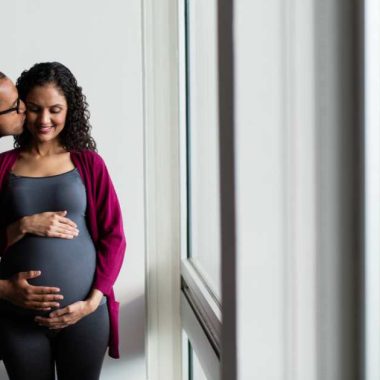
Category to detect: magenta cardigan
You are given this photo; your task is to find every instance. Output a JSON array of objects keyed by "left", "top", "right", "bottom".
[{"left": 0, "top": 148, "right": 126, "bottom": 359}]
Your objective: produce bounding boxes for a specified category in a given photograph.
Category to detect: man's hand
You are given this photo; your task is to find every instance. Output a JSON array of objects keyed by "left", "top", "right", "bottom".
[
  {"left": 6, "top": 210, "right": 79, "bottom": 248},
  {"left": 0, "top": 271, "right": 63, "bottom": 311},
  {"left": 34, "top": 289, "right": 104, "bottom": 329}
]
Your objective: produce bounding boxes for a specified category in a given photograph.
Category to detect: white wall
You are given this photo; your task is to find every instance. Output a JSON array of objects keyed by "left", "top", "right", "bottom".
[
  {"left": 364, "top": 1, "right": 380, "bottom": 378},
  {"left": 0, "top": 1, "right": 145, "bottom": 379}
]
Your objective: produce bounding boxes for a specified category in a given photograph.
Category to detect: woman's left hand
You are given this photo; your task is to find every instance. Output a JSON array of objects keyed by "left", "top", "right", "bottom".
[
  {"left": 34, "top": 299, "right": 96, "bottom": 329},
  {"left": 34, "top": 288, "right": 104, "bottom": 329}
]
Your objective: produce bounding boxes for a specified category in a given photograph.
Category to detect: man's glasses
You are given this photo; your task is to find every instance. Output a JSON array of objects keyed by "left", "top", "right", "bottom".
[{"left": 0, "top": 98, "right": 22, "bottom": 116}]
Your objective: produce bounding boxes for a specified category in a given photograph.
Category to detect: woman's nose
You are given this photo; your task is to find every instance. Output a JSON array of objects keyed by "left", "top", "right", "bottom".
[{"left": 39, "top": 110, "right": 51, "bottom": 125}]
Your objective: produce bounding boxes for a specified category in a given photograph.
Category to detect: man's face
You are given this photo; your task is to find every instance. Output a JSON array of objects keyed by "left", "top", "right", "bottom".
[{"left": 0, "top": 78, "right": 26, "bottom": 137}]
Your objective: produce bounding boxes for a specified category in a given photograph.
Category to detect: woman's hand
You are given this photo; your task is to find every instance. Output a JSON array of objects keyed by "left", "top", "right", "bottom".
[
  {"left": 6, "top": 210, "right": 79, "bottom": 248},
  {"left": 34, "top": 300, "right": 95, "bottom": 329},
  {"left": 34, "top": 289, "right": 104, "bottom": 329}
]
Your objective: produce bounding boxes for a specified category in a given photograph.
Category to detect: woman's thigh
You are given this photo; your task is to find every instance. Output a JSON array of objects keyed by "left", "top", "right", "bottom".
[
  {"left": 0, "top": 316, "right": 55, "bottom": 380},
  {"left": 54, "top": 303, "right": 110, "bottom": 380}
]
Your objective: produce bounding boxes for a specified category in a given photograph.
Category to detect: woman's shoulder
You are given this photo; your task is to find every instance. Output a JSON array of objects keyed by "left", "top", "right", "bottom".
[{"left": 71, "top": 149, "right": 106, "bottom": 168}]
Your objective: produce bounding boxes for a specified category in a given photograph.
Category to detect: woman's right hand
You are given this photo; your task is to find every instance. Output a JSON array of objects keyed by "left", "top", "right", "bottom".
[{"left": 6, "top": 211, "right": 79, "bottom": 248}]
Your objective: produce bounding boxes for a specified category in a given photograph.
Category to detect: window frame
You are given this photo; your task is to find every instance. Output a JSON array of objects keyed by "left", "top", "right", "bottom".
[
  {"left": 143, "top": 0, "right": 362, "bottom": 378},
  {"left": 178, "top": 0, "right": 224, "bottom": 378},
  {"left": 142, "top": 0, "right": 182, "bottom": 379},
  {"left": 363, "top": 0, "right": 380, "bottom": 378}
]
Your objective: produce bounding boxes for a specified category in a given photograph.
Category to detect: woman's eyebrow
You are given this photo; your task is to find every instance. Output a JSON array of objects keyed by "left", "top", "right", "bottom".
[{"left": 26, "top": 102, "right": 64, "bottom": 107}]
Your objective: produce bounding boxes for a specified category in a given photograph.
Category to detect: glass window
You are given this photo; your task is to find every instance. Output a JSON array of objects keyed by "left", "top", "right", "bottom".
[
  {"left": 190, "top": 344, "right": 209, "bottom": 380},
  {"left": 184, "top": 0, "right": 221, "bottom": 302},
  {"left": 180, "top": 1, "right": 222, "bottom": 378}
]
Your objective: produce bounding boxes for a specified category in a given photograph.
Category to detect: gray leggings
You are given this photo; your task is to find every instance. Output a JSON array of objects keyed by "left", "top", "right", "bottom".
[{"left": 0, "top": 303, "right": 109, "bottom": 380}]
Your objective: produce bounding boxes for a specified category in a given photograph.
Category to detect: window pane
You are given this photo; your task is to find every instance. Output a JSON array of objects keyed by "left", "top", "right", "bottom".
[
  {"left": 191, "top": 345, "right": 209, "bottom": 380},
  {"left": 188, "top": 341, "right": 208, "bottom": 380},
  {"left": 186, "top": 0, "right": 221, "bottom": 301}
]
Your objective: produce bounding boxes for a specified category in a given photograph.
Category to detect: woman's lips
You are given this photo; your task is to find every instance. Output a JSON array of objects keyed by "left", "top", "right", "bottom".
[{"left": 37, "top": 126, "right": 54, "bottom": 134}]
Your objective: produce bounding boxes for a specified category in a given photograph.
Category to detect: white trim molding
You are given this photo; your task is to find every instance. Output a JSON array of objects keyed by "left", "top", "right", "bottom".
[{"left": 142, "top": 0, "right": 182, "bottom": 379}]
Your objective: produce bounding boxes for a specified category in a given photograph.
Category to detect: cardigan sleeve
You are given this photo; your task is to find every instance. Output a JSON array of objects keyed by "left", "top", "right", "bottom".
[
  {"left": 0, "top": 151, "right": 12, "bottom": 257},
  {"left": 0, "top": 193, "right": 8, "bottom": 256},
  {"left": 0, "top": 227, "right": 8, "bottom": 257},
  {"left": 91, "top": 157, "right": 126, "bottom": 295},
  {"left": 0, "top": 221, "right": 8, "bottom": 257}
]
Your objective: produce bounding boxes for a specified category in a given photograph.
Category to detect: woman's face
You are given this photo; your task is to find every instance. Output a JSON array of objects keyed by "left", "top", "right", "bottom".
[{"left": 25, "top": 84, "right": 68, "bottom": 144}]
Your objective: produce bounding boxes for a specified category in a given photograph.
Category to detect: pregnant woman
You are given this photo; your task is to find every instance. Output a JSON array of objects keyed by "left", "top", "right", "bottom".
[{"left": 0, "top": 62, "right": 126, "bottom": 380}]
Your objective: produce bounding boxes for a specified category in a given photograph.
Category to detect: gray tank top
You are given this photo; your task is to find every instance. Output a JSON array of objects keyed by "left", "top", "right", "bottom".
[{"left": 0, "top": 168, "right": 105, "bottom": 318}]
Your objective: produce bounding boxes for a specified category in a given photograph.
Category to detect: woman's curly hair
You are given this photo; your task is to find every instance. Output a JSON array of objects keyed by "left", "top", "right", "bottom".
[{"left": 15, "top": 62, "right": 97, "bottom": 152}]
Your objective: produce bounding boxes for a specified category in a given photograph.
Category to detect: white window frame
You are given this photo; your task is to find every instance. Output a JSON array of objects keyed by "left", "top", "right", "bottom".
[
  {"left": 143, "top": 0, "right": 362, "bottom": 379},
  {"left": 142, "top": 0, "right": 182, "bottom": 379},
  {"left": 178, "top": 1, "right": 222, "bottom": 379}
]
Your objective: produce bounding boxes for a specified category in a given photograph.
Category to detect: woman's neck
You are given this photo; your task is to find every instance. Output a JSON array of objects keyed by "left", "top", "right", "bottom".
[{"left": 27, "top": 141, "right": 66, "bottom": 157}]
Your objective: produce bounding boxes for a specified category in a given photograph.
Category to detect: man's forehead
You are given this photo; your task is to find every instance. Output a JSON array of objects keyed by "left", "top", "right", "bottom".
[
  {"left": 0, "top": 77, "right": 15, "bottom": 89},
  {"left": 0, "top": 78, "right": 17, "bottom": 104}
]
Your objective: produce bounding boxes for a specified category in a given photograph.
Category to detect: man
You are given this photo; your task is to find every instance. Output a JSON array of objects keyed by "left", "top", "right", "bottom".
[
  {"left": 0, "top": 72, "right": 24, "bottom": 137},
  {"left": 0, "top": 72, "right": 63, "bottom": 311}
]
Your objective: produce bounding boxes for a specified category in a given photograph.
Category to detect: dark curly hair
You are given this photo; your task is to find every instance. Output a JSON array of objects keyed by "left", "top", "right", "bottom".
[{"left": 15, "top": 62, "right": 97, "bottom": 152}]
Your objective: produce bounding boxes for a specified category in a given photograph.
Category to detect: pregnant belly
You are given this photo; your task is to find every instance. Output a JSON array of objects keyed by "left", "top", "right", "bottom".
[{"left": 0, "top": 234, "right": 96, "bottom": 318}]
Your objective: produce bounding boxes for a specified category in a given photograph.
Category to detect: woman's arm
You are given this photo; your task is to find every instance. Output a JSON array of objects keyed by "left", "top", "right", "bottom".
[{"left": 6, "top": 211, "right": 79, "bottom": 248}]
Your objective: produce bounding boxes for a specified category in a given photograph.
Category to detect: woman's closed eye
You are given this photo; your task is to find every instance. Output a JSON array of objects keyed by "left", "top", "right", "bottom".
[
  {"left": 26, "top": 106, "right": 63, "bottom": 114},
  {"left": 26, "top": 105, "right": 39, "bottom": 113},
  {"left": 50, "top": 107, "right": 63, "bottom": 114}
]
